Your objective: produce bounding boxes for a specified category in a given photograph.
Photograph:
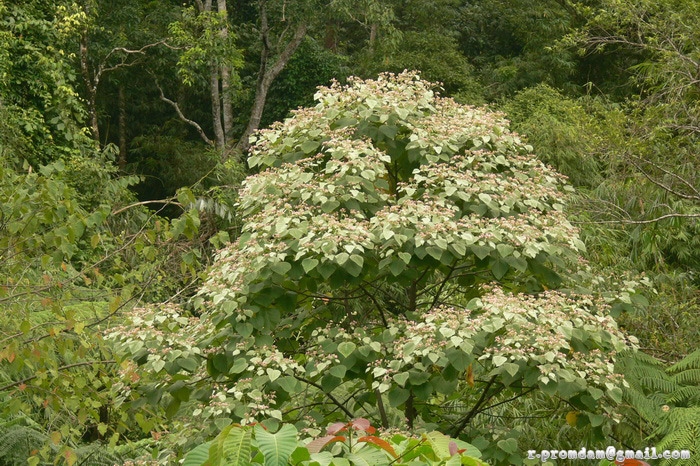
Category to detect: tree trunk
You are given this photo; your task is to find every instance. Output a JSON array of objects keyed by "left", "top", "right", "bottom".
[
  {"left": 218, "top": 0, "right": 234, "bottom": 141},
  {"left": 369, "top": 23, "right": 378, "bottom": 53},
  {"left": 210, "top": 67, "right": 225, "bottom": 152},
  {"left": 118, "top": 85, "right": 127, "bottom": 169},
  {"left": 235, "top": 2, "right": 307, "bottom": 155},
  {"left": 324, "top": 22, "right": 337, "bottom": 52},
  {"left": 80, "top": 31, "right": 100, "bottom": 146},
  {"left": 405, "top": 391, "right": 416, "bottom": 430}
]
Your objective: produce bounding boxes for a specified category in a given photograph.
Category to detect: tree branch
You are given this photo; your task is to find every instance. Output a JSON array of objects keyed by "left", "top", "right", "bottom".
[
  {"left": 0, "top": 360, "right": 117, "bottom": 392},
  {"left": 359, "top": 284, "right": 389, "bottom": 327},
  {"left": 477, "top": 387, "right": 537, "bottom": 413},
  {"left": 155, "top": 80, "right": 215, "bottom": 146},
  {"left": 451, "top": 375, "right": 500, "bottom": 437},
  {"left": 627, "top": 153, "right": 700, "bottom": 201},
  {"left": 429, "top": 262, "right": 457, "bottom": 310},
  {"left": 111, "top": 198, "right": 184, "bottom": 216},
  {"left": 294, "top": 375, "right": 355, "bottom": 418},
  {"left": 578, "top": 212, "right": 700, "bottom": 225}
]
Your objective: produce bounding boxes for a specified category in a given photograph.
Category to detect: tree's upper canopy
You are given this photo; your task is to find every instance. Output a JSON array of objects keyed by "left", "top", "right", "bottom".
[
  {"left": 202, "top": 71, "right": 585, "bottom": 323},
  {"left": 191, "top": 73, "right": 630, "bottom": 430}
]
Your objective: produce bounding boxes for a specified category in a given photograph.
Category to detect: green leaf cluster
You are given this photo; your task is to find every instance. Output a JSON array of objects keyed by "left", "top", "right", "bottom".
[{"left": 182, "top": 419, "right": 486, "bottom": 466}]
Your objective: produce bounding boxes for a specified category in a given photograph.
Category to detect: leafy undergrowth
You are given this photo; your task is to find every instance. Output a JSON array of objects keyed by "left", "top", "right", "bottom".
[{"left": 182, "top": 418, "right": 487, "bottom": 466}]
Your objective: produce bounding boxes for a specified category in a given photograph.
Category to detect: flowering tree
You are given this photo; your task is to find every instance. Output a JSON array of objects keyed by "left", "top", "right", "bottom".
[{"left": 109, "top": 72, "right": 634, "bottom": 460}]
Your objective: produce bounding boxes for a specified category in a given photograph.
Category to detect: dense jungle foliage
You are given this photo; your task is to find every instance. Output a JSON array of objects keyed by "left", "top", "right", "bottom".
[{"left": 0, "top": 0, "right": 698, "bottom": 465}]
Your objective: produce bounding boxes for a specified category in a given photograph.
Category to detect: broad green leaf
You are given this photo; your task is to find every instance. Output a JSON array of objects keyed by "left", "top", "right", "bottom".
[
  {"left": 165, "top": 397, "right": 181, "bottom": 419},
  {"left": 270, "top": 261, "right": 292, "bottom": 276},
  {"left": 492, "top": 355, "right": 507, "bottom": 367},
  {"left": 266, "top": 368, "right": 282, "bottom": 382},
  {"left": 446, "top": 348, "right": 471, "bottom": 372},
  {"left": 496, "top": 244, "right": 514, "bottom": 257},
  {"left": 349, "top": 254, "right": 364, "bottom": 267},
  {"left": 222, "top": 426, "right": 252, "bottom": 466},
  {"left": 425, "top": 431, "right": 452, "bottom": 459},
  {"left": 426, "top": 246, "right": 443, "bottom": 261},
  {"left": 321, "top": 373, "right": 342, "bottom": 392},
  {"left": 338, "top": 342, "right": 357, "bottom": 358},
  {"left": 229, "top": 358, "right": 248, "bottom": 374},
  {"left": 254, "top": 423, "right": 298, "bottom": 466},
  {"left": 301, "top": 140, "right": 320, "bottom": 154},
  {"left": 501, "top": 362, "right": 520, "bottom": 378},
  {"left": 470, "top": 245, "right": 491, "bottom": 260},
  {"left": 408, "top": 370, "right": 431, "bottom": 385},
  {"left": 344, "top": 259, "right": 363, "bottom": 277},
  {"left": 329, "top": 365, "right": 347, "bottom": 378},
  {"left": 277, "top": 376, "right": 300, "bottom": 394},
  {"left": 398, "top": 252, "right": 412, "bottom": 264},
  {"left": 389, "top": 259, "right": 406, "bottom": 276},
  {"left": 491, "top": 259, "right": 510, "bottom": 280},
  {"left": 346, "top": 449, "right": 390, "bottom": 465},
  {"left": 388, "top": 387, "right": 410, "bottom": 406},
  {"left": 393, "top": 372, "right": 410, "bottom": 387},
  {"left": 183, "top": 442, "right": 212, "bottom": 466},
  {"left": 302, "top": 258, "right": 319, "bottom": 273},
  {"left": 332, "top": 117, "right": 358, "bottom": 129},
  {"left": 178, "top": 357, "right": 199, "bottom": 373},
  {"left": 496, "top": 438, "right": 518, "bottom": 454},
  {"left": 379, "top": 124, "right": 398, "bottom": 139}
]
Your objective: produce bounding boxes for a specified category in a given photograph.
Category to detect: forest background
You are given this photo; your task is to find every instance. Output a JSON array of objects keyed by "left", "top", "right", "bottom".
[{"left": 0, "top": 0, "right": 699, "bottom": 465}]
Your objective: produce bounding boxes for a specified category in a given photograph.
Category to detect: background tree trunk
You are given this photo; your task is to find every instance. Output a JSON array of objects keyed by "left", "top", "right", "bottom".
[
  {"left": 118, "top": 85, "right": 127, "bottom": 169},
  {"left": 80, "top": 31, "right": 100, "bottom": 146},
  {"left": 210, "top": 67, "right": 225, "bottom": 151},
  {"left": 235, "top": 2, "right": 307, "bottom": 155},
  {"left": 218, "top": 0, "right": 234, "bottom": 141}
]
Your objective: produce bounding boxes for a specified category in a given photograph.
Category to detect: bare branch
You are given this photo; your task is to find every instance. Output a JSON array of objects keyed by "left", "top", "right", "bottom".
[
  {"left": 111, "top": 198, "right": 184, "bottom": 216},
  {"left": 92, "top": 41, "right": 169, "bottom": 93},
  {"left": 575, "top": 212, "right": 700, "bottom": 225},
  {"left": 155, "top": 81, "right": 215, "bottom": 146},
  {"left": 627, "top": 153, "right": 700, "bottom": 201}
]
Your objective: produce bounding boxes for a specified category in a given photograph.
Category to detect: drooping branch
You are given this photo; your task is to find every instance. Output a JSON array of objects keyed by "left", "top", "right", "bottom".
[
  {"left": 359, "top": 284, "right": 389, "bottom": 327},
  {"left": 581, "top": 212, "right": 700, "bottom": 225},
  {"left": 155, "top": 81, "right": 215, "bottom": 146},
  {"left": 429, "top": 262, "right": 457, "bottom": 310},
  {"left": 80, "top": 23, "right": 170, "bottom": 145},
  {"left": 478, "top": 386, "right": 537, "bottom": 413},
  {"left": 294, "top": 375, "right": 355, "bottom": 418},
  {"left": 451, "top": 375, "right": 500, "bottom": 437},
  {"left": 627, "top": 153, "right": 700, "bottom": 201}
]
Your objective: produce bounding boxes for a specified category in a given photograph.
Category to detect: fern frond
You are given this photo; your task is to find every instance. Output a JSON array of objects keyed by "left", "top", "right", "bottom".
[
  {"left": 74, "top": 442, "right": 124, "bottom": 466},
  {"left": 624, "top": 389, "right": 662, "bottom": 421},
  {"left": 667, "top": 385, "right": 700, "bottom": 405},
  {"left": 654, "top": 406, "right": 700, "bottom": 435},
  {"left": 0, "top": 425, "right": 48, "bottom": 465},
  {"left": 670, "top": 368, "right": 700, "bottom": 385},
  {"left": 637, "top": 376, "right": 677, "bottom": 394},
  {"left": 619, "top": 349, "right": 664, "bottom": 367},
  {"left": 668, "top": 348, "right": 700, "bottom": 372},
  {"left": 618, "top": 348, "right": 700, "bottom": 456},
  {"left": 656, "top": 413, "right": 700, "bottom": 465},
  {"left": 624, "top": 367, "right": 668, "bottom": 389}
]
